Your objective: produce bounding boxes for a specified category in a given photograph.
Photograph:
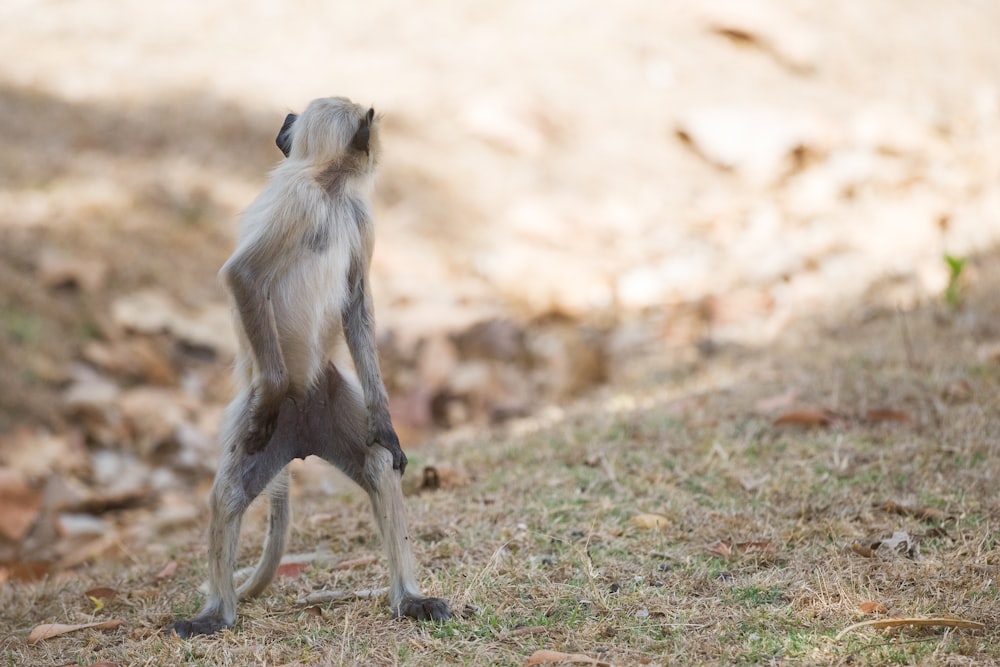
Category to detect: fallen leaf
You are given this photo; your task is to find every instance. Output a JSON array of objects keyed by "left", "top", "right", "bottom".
[
  {"left": 0, "top": 468, "right": 42, "bottom": 541},
  {"left": 504, "top": 625, "right": 547, "bottom": 638},
  {"left": 879, "top": 501, "right": 951, "bottom": 523},
  {"left": 86, "top": 587, "right": 119, "bottom": 604},
  {"left": 277, "top": 562, "right": 309, "bottom": 578},
  {"left": 0, "top": 561, "right": 51, "bottom": 582},
  {"left": 630, "top": 513, "right": 670, "bottom": 530},
  {"left": 420, "top": 465, "right": 470, "bottom": 491},
  {"left": 707, "top": 540, "right": 775, "bottom": 557},
  {"left": 773, "top": 410, "right": 835, "bottom": 427},
  {"left": 526, "top": 649, "right": 609, "bottom": 666},
  {"left": 0, "top": 427, "right": 87, "bottom": 477},
  {"left": 331, "top": 555, "right": 378, "bottom": 571},
  {"left": 835, "top": 617, "right": 986, "bottom": 641},
  {"left": 707, "top": 540, "right": 732, "bottom": 557},
  {"left": 155, "top": 561, "right": 178, "bottom": 580},
  {"left": 858, "top": 601, "right": 888, "bottom": 615},
  {"left": 866, "top": 409, "right": 912, "bottom": 424},
  {"left": 734, "top": 541, "right": 775, "bottom": 554},
  {"left": 849, "top": 542, "right": 875, "bottom": 558},
  {"left": 28, "top": 619, "right": 124, "bottom": 644}
]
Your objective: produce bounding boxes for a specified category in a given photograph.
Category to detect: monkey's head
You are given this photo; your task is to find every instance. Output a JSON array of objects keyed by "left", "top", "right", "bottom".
[{"left": 275, "top": 97, "right": 379, "bottom": 171}]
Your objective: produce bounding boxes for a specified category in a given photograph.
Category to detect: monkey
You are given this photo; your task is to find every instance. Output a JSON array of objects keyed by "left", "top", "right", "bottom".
[{"left": 168, "top": 97, "right": 451, "bottom": 638}]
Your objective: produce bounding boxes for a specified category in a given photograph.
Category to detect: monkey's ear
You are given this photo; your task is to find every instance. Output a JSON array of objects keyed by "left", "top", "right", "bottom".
[
  {"left": 275, "top": 113, "right": 298, "bottom": 157},
  {"left": 366, "top": 107, "right": 375, "bottom": 124},
  {"left": 350, "top": 118, "right": 371, "bottom": 156}
]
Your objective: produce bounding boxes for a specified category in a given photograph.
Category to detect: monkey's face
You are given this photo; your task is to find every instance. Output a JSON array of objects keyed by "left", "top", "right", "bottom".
[{"left": 274, "top": 98, "right": 379, "bottom": 169}]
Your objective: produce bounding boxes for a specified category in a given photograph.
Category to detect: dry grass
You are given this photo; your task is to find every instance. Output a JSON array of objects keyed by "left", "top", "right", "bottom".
[{"left": 2, "top": 258, "right": 998, "bottom": 666}]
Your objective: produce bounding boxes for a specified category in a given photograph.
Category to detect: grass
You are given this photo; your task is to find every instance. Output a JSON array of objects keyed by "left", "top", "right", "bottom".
[{"left": 2, "top": 274, "right": 1000, "bottom": 665}]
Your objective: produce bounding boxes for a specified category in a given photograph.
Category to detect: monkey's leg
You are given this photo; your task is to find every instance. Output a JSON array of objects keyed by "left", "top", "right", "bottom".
[
  {"left": 237, "top": 466, "right": 290, "bottom": 600},
  {"left": 169, "top": 398, "right": 299, "bottom": 638},
  {"left": 362, "top": 446, "right": 452, "bottom": 621},
  {"left": 311, "top": 364, "right": 450, "bottom": 621}
]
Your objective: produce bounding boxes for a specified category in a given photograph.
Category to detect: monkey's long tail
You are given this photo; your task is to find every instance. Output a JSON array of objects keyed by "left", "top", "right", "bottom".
[{"left": 236, "top": 465, "right": 291, "bottom": 600}]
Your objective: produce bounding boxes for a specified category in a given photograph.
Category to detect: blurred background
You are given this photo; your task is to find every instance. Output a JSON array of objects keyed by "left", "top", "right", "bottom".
[{"left": 1, "top": 0, "right": 999, "bottom": 574}]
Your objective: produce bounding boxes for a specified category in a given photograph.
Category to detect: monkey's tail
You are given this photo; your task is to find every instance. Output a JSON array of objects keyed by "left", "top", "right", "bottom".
[{"left": 237, "top": 465, "right": 291, "bottom": 600}]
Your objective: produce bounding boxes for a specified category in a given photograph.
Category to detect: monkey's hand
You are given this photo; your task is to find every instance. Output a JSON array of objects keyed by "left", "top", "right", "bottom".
[
  {"left": 245, "top": 377, "right": 288, "bottom": 454},
  {"left": 369, "top": 418, "right": 407, "bottom": 473}
]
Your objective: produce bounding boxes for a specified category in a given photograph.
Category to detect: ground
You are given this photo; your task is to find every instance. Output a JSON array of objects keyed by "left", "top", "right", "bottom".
[{"left": 1, "top": 1, "right": 998, "bottom": 665}]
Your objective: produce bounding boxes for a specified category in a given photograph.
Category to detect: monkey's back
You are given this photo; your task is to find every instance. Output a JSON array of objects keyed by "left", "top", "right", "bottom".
[{"left": 226, "top": 163, "right": 366, "bottom": 392}]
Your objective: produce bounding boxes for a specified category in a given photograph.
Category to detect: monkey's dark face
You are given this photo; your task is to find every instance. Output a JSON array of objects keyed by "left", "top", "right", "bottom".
[{"left": 274, "top": 105, "right": 377, "bottom": 160}]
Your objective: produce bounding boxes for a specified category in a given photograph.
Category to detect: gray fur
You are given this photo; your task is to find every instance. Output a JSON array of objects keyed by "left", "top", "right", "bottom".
[{"left": 168, "top": 97, "right": 450, "bottom": 639}]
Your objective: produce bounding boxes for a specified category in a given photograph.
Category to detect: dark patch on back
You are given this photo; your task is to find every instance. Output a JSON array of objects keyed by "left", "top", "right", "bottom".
[
  {"left": 304, "top": 222, "right": 331, "bottom": 253},
  {"left": 316, "top": 161, "right": 349, "bottom": 195}
]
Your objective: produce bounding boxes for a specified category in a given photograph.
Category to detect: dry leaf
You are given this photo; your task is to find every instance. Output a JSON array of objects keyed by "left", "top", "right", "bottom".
[
  {"left": 773, "top": 409, "right": 834, "bottom": 427},
  {"left": 735, "top": 541, "right": 775, "bottom": 554},
  {"left": 421, "top": 465, "right": 471, "bottom": 491},
  {"left": 85, "top": 587, "right": 119, "bottom": 602},
  {"left": 707, "top": 540, "right": 774, "bottom": 557},
  {"left": 866, "top": 409, "right": 912, "bottom": 424},
  {"left": 858, "top": 601, "right": 888, "bottom": 615},
  {"left": 835, "top": 617, "right": 986, "bottom": 641},
  {"left": 0, "top": 468, "right": 42, "bottom": 541},
  {"left": 879, "top": 501, "right": 950, "bottom": 523},
  {"left": 707, "top": 540, "right": 732, "bottom": 557},
  {"left": 526, "top": 649, "right": 609, "bottom": 666},
  {"left": 0, "top": 561, "right": 51, "bottom": 583},
  {"left": 155, "top": 561, "right": 178, "bottom": 580},
  {"left": 630, "top": 513, "right": 670, "bottom": 530},
  {"left": 504, "top": 625, "right": 547, "bottom": 638},
  {"left": 331, "top": 555, "right": 378, "bottom": 571},
  {"left": 28, "top": 619, "right": 124, "bottom": 644},
  {"left": 849, "top": 541, "right": 875, "bottom": 558},
  {"left": 277, "top": 562, "right": 309, "bottom": 578}
]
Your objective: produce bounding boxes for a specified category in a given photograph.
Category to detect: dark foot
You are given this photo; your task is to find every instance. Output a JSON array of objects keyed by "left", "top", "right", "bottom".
[
  {"left": 167, "top": 614, "right": 233, "bottom": 638},
  {"left": 396, "top": 596, "right": 451, "bottom": 621}
]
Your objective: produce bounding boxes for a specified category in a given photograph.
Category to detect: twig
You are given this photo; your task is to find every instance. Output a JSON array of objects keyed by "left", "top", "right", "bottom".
[{"left": 835, "top": 617, "right": 986, "bottom": 641}]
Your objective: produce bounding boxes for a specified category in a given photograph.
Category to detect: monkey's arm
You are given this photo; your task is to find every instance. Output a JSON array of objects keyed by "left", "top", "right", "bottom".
[
  {"left": 221, "top": 243, "right": 290, "bottom": 453},
  {"left": 344, "top": 249, "right": 406, "bottom": 472}
]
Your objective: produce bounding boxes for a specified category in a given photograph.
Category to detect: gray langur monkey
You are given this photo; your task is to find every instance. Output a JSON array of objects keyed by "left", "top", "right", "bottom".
[{"left": 168, "top": 97, "right": 451, "bottom": 638}]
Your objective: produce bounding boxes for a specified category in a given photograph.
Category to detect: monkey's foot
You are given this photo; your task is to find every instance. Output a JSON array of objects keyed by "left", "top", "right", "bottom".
[
  {"left": 167, "top": 614, "right": 233, "bottom": 638},
  {"left": 395, "top": 596, "right": 452, "bottom": 622}
]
